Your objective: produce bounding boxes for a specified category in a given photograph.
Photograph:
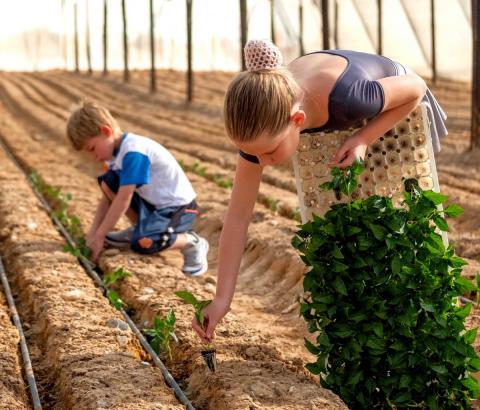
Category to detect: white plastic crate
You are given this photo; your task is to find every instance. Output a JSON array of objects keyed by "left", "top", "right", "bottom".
[{"left": 292, "top": 102, "right": 441, "bottom": 224}]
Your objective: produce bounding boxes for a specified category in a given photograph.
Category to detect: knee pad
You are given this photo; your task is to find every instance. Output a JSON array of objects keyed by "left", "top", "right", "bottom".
[{"left": 130, "top": 229, "right": 176, "bottom": 254}]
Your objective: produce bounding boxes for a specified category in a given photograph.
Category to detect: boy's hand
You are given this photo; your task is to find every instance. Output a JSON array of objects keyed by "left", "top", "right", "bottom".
[
  {"left": 329, "top": 133, "right": 368, "bottom": 169},
  {"left": 87, "top": 234, "right": 105, "bottom": 262},
  {"left": 192, "top": 297, "right": 231, "bottom": 343}
]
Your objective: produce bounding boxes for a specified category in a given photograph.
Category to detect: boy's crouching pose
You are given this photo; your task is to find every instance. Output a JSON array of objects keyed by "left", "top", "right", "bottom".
[{"left": 66, "top": 101, "right": 209, "bottom": 276}]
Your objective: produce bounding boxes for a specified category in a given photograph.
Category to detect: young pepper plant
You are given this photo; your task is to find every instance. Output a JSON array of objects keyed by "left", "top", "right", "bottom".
[
  {"left": 175, "top": 291, "right": 212, "bottom": 330},
  {"left": 143, "top": 309, "right": 177, "bottom": 361},
  {"left": 292, "top": 160, "right": 480, "bottom": 408}
]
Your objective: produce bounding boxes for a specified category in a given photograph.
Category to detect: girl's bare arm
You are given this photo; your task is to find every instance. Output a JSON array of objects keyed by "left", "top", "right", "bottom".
[{"left": 193, "top": 156, "right": 263, "bottom": 341}]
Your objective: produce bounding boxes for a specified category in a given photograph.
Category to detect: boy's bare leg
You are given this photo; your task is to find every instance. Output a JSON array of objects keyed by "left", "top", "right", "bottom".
[
  {"left": 168, "top": 233, "right": 191, "bottom": 251},
  {"left": 100, "top": 181, "right": 138, "bottom": 224}
]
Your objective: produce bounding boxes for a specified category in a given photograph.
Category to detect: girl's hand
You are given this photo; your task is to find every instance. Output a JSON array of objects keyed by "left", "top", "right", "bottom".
[
  {"left": 86, "top": 234, "right": 105, "bottom": 261},
  {"left": 192, "top": 297, "right": 231, "bottom": 343},
  {"left": 329, "top": 134, "right": 368, "bottom": 169}
]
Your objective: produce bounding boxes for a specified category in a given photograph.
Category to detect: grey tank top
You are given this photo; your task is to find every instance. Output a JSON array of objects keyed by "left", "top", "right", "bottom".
[{"left": 239, "top": 49, "right": 401, "bottom": 164}]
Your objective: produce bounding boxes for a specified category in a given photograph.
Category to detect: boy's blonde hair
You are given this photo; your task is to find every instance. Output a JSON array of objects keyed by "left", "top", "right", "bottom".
[
  {"left": 223, "top": 68, "right": 300, "bottom": 143},
  {"left": 66, "top": 100, "right": 120, "bottom": 150}
]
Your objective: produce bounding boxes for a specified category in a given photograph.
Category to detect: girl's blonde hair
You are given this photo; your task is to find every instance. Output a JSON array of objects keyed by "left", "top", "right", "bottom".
[
  {"left": 66, "top": 100, "right": 120, "bottom": 150},
  {"left": 223, "top": 68, "right": 300, "bottom": 143}
]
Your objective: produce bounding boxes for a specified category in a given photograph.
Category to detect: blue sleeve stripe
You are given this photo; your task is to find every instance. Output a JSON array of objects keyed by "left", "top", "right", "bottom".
[{"left": 119, "top": 152, "right": 151, "bottom": 186}]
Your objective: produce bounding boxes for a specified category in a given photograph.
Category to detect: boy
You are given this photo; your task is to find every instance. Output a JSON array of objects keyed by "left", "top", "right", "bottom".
[{"left": 66, "top": 100, "right": 209, "bottom": 276}]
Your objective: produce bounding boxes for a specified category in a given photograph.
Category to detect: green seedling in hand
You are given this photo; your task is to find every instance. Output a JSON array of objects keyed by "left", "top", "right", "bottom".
[
  {"left": 175, "top": 290, "right": 216, "bottom": 372},
  {"left": 143, "top": 309, "right": 177, "bottom": 360},
  {"left": 175, "top": 291, "right": 211, "bottom": 330},
  {"left": 104, "top": 267, "right": 132, "bottom": 287},
  {"left": 107, "top": 290, "right": 127, "bottom": 311}
]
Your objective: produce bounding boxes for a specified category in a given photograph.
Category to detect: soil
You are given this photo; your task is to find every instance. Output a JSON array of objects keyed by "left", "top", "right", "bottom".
[{"left": 0, "top": 68, "right": 478, "bottom": 409}]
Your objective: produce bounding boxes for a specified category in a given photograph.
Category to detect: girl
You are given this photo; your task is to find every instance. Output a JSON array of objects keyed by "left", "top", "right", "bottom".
[{"left": 192, "top": 39, "right": 447, "bottom": 342}]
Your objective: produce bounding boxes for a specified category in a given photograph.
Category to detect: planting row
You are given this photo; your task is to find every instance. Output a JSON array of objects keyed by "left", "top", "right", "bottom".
[{"left": 0, "top": 145, "right": 182, "bottom": 408}]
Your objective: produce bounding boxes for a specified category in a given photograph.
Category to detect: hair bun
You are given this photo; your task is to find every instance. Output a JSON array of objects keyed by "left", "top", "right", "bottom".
[{"left": 244, "top": 39, "right": 283, "bottom": 72}]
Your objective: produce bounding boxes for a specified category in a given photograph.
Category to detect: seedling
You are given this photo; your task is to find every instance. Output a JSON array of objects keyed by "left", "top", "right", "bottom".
[
  {"left": 175, "top": 290, "right": 216, "bottom": 371},
  {"left": 319, "top": 157, "right": 365, "bottom": 199},
  {"left": 143, "top": 309, "right": 177, "bottom": 360},
  {"left": 264, "top": 196, "right": 279, "bottom": 212},
  {"left": 106, "top": 289, "right": 127, "bottom": 311},
  {"left": 292, "top": 162, "right": 480, "bottom": 408},
  {"left": 29, "top": 171, "right": 91, "bottom": 259},
  {"left": 212, "top": 173, "right": 233, "bottom": 189},
  {"left": 191, "top": 161, "right": 207, "bottom": 177},
  {"left": 103, "top": 267, "right": 132, "bottom": 287}
]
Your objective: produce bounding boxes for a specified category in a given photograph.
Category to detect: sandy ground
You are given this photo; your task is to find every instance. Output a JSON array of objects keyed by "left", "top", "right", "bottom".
[{"left": 0, "top": 68, "right": 478, "bottom": 408}]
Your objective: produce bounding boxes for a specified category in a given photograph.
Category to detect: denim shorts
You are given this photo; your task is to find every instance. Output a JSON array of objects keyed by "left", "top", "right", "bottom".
[{"left": 98, "top": 170, "right": 198, "bottom": 254}]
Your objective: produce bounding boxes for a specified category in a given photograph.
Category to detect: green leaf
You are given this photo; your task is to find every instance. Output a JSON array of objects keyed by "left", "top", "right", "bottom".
[
  {"left": 423, "top": 191, "right": 448, "bottom": 205},
  {"left": 391, "top": 255, "right": 402, "bottom": 276},
  {"left": 433, "top": 215, "right": 449, "bottom": 232},
  {"left": 304, "top": 338, "right": 320, "bottom": 355},
  {"left": 455, "top": 277, "right": 476, "bottom": 293},
  {"left": 456, "top": 303, "right": 473, "bottom": 319},
  {"left": 347, "top": 370, "right": 363, "bottom": 386},
  {"left": 333, "top": 276, "right": 348, "bottom": 296},
  {"left": 372, "top": 322, "right": 384, "bottom": 338},
  {"left": 331, "top": 244, "right": 344, "bottom": 259},
  {"left": 305, "top": 362, "right": 322, "bottom": 375},
  {"left": 174, "top": 291, "right": 198, "bottom": 306},
  {"left": 443, "top": 204, "right": 464, "bottom": 218},
  {"left": 431, "top": 365, "right": 448, "bottom": 374},
  {"left": 464, "top": 328, "right": 478, "bottom": 344},
  {"left": 461, "top": 376, "right": 480, "bottom": 397}
]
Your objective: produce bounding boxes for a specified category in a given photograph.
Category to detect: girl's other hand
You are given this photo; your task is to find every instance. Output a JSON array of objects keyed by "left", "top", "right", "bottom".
[
  {"left": 192, "top": 297, "right": 231, "bottom": 343},
  {"left": 329, "top": 134, "right": 368, "bottom": 169}
]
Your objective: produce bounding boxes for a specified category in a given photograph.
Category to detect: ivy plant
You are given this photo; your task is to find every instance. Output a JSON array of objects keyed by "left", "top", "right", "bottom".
[
  {"left": 143, "top": 309, "right": 177, "bottom": 360},
  {"left": 292, "top": 161, "right": 480, "bottom": 408}
]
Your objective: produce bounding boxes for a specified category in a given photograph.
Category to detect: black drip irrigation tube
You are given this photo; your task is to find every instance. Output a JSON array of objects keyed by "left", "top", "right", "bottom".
[
  {"left": 0, "top": 138, "right": 195, "bottom": 410},
  {"left": 0, "top": 256, "right": 42, "bottom": 410}
]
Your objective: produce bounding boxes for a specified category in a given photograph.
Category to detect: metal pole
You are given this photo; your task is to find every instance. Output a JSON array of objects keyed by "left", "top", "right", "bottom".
[
  {"left": 321, "top": 0, "right": 330, "bottom": 50},
  {"left": 240, "top": 0, "right": 248, "bottom": 71},
  {"left": 334, "top": 0, "right": 339, "bottom": 49},
  {"left": 186, "top": 0, "right": 193, "bottom": 101},
  {"left": 471, "top": 0, "right": 480, "bottom": 150},
  {"left": 122, "top": 0, "right": 130, "bottom": 82},
  {"left": 430, "top": 0, "right": 437, "bottom": 83},
  {"left": 299, "top": 0, "right": 304, "bottom": 55},
  {"left": 149, "top": 0, "right": 156, "bottom": 92},
  {"left": 270, "top": 0, "right": 276, "bottom": 44},
  {"left": 103, "top": 0, "right": 108, "bottom": 76},
  {"left": 74, "top": 2, "right": 79, "bottom": 73},
  {"left": 86, "top": 0, "right": 92, "bottom": 75},
  {"left": 377, "top": 0, "right": 383, "bottom": 54}
]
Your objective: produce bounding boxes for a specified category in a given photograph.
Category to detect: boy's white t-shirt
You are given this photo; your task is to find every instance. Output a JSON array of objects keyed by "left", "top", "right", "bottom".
[{"left": 108, "top": 132, "right": 196, "bottom": 209}]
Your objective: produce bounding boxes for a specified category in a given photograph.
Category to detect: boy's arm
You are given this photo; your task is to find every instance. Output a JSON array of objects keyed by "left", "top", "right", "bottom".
[
  {"left": 88, "top": 185, "right": 136, "bottom": 260},
  {"left": 192, "top": 156, "right": 263, "bottom": 342},
  {"left": 87, "top": 194, "right": 110, "bottom": 240}
]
